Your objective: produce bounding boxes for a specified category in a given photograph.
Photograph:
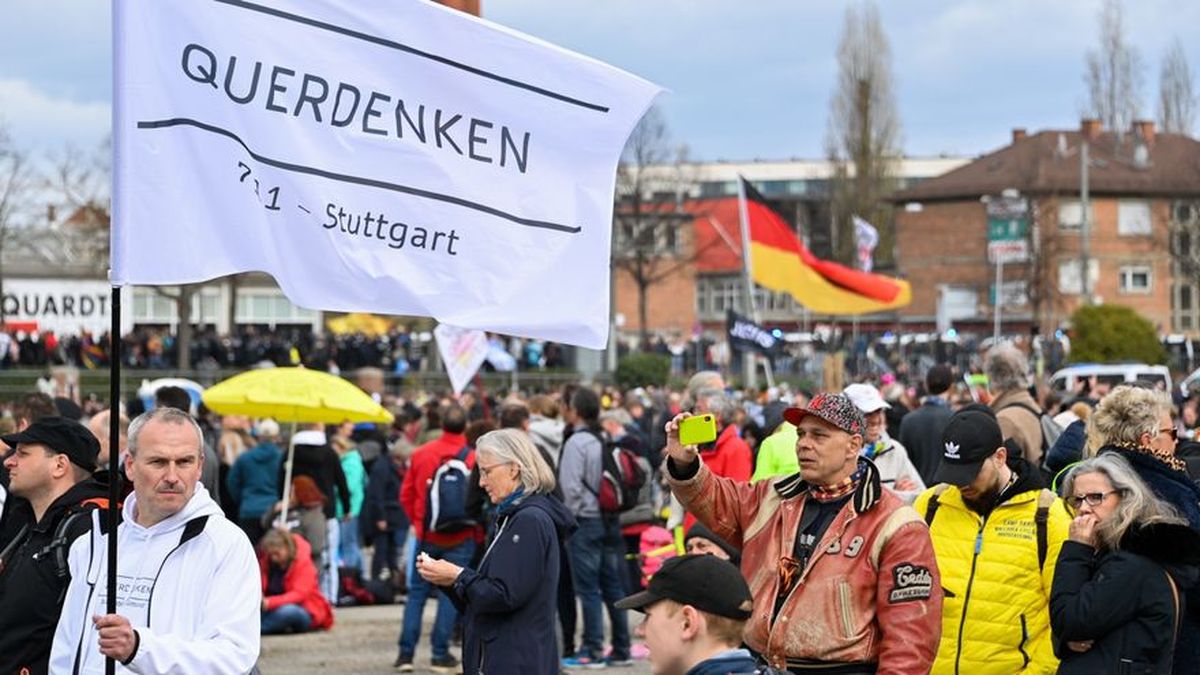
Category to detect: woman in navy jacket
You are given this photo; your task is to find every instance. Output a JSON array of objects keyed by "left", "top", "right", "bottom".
[
  {"left": 416, "top": 428, "right": 576, "bottom": 675},
  {"left": 1051, "top": 454, "right": 1200, "bottom": 673}
]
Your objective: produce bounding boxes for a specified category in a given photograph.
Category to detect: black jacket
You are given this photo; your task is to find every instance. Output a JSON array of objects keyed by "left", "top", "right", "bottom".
[
  {"left": 897, "top": 398, "right": 954, "bottom": 485},
  {"left": 1099, "top": 445, "right": 1200, "bottom": 674},
  {"left": 0, "top": 476, "right": 111, "bottom": 675},
  {"left": 279, "top": 441, "right": 350, "bottom": 520},
  {"left": 447, "top": 493, "right": 576, "bottom": 675},
  {"left": 363, "top": 455, "right": 407, "bottom": 531},
  {"left": 1051, "top": 522, "right": 1200, "bottom": 674}
]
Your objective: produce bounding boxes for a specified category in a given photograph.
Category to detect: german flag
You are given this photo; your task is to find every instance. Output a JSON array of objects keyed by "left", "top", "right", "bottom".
[{"left": 739, "top": 178, "right": 910, "bottom": 315}]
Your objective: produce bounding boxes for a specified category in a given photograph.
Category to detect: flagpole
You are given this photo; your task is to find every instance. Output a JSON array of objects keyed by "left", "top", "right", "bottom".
[
  {"left": 105, "top": 285, "right": 120, "bottom": 675},
  {"left": 107, "top": 2, "right": 126, "bottom": 671},
  {"left": 735, "top": 178, "right": 761, "bottom": 390}
]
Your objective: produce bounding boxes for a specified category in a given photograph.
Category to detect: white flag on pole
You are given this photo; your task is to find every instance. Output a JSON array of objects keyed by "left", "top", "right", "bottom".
[
  {"left": 434, "top": 324, "right": 489, "bottom": 395},
  {"left": 112, "top": 0, "right": 662, "bottom": 349},
  {"left": 852, "top": 215, "right": 879, "bottom": 272}
]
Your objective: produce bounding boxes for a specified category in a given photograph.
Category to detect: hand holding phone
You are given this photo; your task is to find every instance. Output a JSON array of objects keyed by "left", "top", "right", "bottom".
[{"left": 678, "top": 414, "right": 717, "bottom": 446}]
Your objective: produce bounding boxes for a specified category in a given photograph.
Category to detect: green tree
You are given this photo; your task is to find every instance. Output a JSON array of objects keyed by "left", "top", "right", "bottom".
[
  {"left": 615, "top": 353, "right": 670, "bottom": 389},
  {"left": 1069, "top": 304, "right": 1166, "bottom": 364}
]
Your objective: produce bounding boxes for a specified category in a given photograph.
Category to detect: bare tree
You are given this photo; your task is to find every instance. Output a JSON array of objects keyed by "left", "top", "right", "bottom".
[
  {"left": 612, "top": 106, "right": 696, "bottom": 350},
  {"left": 1084, "top": 0, "right": 1144, "bottom": 133},
  {"left": 0, "top": 123, "right": 37, "bottom": 323},
  {"left": 47, "top": 138, "right": 112, "bottom": 273},
  {"left": 825, "top": 1, "right": 901, "bottom": 269},
  {"left": 1158, "top": 38, "right": 1196, "bottom": 135}
]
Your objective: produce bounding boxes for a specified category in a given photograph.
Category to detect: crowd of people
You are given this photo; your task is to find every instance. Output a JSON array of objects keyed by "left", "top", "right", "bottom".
[{"left": 1, "top": 340, "right": 1200, "bottom": 673}]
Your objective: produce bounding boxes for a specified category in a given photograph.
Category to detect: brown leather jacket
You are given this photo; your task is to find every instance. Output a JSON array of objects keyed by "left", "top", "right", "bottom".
[{"left": 667, "top": 457, "right": 942, "bottom": 673}]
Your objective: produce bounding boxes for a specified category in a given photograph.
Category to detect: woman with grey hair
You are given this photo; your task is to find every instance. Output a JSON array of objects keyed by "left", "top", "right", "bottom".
[
  {"left": 1051, "top": 454, "right": 1200, "bottom": 673},
  {"left": 415, "top": 429, "right": 576, "bottom": 674}
]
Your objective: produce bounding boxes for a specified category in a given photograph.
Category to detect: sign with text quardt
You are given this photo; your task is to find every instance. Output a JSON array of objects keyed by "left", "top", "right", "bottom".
[{"left": 112, "top": 0, "right": 662, "bottom": 349}]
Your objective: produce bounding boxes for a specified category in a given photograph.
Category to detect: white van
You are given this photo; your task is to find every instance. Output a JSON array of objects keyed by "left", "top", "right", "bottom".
[{"left": 1048, "top": 364, "right": 1172, "bottom": 395}]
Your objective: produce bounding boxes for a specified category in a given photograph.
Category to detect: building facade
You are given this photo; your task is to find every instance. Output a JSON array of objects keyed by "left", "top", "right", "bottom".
[{"left": 894, "top": 120, "right": 1200, "bottom": 336}]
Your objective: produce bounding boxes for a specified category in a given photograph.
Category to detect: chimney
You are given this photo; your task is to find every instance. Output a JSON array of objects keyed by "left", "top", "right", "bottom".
[
  {"left": 1011, "top": 128, "right": 1027, "bottom": 144},
  {"left": 1133, "top": 119, "right": 1156, "bottom": 148},
  {"left": 1081, "top": 118, "right": 1102, "bottom": 142}
]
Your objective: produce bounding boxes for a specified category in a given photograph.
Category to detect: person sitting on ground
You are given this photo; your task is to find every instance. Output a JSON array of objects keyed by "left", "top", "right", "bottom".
[
  {"left": 258, "top": 528, "right": 334, "bottom": 635},
  {"left": 1051, "top": 454, "right": 1200, "bottom": 673},
  {"left": 615, "top": 554, "right": 759, "bottom": 675}
]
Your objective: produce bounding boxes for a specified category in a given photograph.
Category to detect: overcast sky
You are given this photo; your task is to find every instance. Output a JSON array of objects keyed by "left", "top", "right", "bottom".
[{"left": 2, "top": 0, "right": 1198, "bottom": 162}]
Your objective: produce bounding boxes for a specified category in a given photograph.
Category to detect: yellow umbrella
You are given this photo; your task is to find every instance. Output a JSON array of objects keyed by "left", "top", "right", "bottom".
[
  {"left": 202, "top": 367, "right": 393, "bottom": 424},
  {"left": 202, "top": 367, "right": 392, "bottom": 523}
]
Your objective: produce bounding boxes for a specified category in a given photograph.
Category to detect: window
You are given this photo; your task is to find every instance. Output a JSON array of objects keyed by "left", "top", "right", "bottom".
[
  {"left": 1182, "top": 285, "right": 1193, "bottom": 311},
  {"left": 1058, "top": 201, "right": 1091, "bottom": 231},
  {"left": 1117, "top": 200, "right": 1152, "bottom": 236},
  {"left": 1118, "top": 265, "right": 1152, "bottom": 294},
  {"left": 1058, "top": 259, "right": 1100, "bottom": 295}
]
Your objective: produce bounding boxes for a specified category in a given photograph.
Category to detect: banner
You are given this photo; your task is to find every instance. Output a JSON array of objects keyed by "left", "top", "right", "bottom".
[
  {"left": 852, "top": 215, "right": 879, "bottom": 272},
  {"left": 112, "top": 0, "right": 662, "bottom": 349},
  {"left": 726, "top": 310, "right": 780, "bottom": 356},
  {"left": 434, "top": 324, "right": 488, "bottom": 395}
]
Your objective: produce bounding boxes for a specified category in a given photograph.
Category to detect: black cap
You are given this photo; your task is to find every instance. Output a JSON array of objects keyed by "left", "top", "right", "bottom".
[
  {"left": 685, "top": 522, "right": 741, "bottom": 563},
  {"left": 933, "top": 409, "right": 1004, "bottom": 486},
  {"left": 615, "top": 554, "right": 752, "bottom": 620},
  {"left": 2, "top": 416, "right": 100, "bottom": 472}
]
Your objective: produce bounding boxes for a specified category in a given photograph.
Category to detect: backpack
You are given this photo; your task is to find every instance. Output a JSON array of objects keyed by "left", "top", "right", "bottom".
[
  {"left": 923, "top": 484, "right": 1056, "bottom": 570},
  {"left": 0, "top": 497, "right": 114, "bottom": 602},
  {"left": 584, "top": 431, "right": 648, "bottom": 514},
  {"left": 1000, "top": 402, "right": 1063, "bottom": 458},
  {"left": 424, "top": 446, "right": 476, "bottom": 534}
]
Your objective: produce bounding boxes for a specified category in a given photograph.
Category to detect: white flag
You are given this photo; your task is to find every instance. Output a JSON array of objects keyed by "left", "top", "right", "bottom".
[
  {"left": 112, "top": 0, "right": 662, "bottom": 349},
  {"left": 434, "top": 324, "right": 488, "bottom": 395},
  {"left": 852, "top": 215, "right": 879, "bottom": 272}
]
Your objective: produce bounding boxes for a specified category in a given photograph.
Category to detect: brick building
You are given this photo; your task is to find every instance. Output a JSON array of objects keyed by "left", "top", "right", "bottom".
[{"left": 894, "top": 120, "right": 1200, "bottom": 336}]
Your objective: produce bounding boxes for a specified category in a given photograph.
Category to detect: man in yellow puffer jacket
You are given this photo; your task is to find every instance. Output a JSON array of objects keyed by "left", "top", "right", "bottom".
[{"left": 914, "top": 408, "right": 1071, "bottom": 675}]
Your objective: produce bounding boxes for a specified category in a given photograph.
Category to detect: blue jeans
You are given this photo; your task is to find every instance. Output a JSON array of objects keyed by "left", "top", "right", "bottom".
[
  {"left": 340, "top": 514, "right": 363, "bottom": 572},
  {"left": 398, "top": 538, "right": 476, "bottom": 660},
  {"left": 261, "top": 604, "right": 312, "bottom": 634},
  {"left": 569, "top": 517, "right": 631, "bottom": 660}
]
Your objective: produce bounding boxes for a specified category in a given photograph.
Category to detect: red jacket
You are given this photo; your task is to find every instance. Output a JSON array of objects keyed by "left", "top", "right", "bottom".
[
  {"left": 668, "top": 458, "right": 942, "bottom": 673},
  {"left": 400, "top": 431, "right": 474, "bottom": 546},
  {"left": 259, "top": 534, "right": 333, "bottom": 630}
]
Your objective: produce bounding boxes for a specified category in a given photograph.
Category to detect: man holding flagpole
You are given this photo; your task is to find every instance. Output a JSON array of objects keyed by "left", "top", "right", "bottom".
[{"left": 50, "top": 408, "right": 260, "bottom": 674}]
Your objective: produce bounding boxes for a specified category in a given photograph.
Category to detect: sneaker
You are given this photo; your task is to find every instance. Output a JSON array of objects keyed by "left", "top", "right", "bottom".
[
  {"left": 430, "top": 655, "right": 461, "bottom": 674},
  {"left": 606, "top": 655, "right": 634, "bottom": 667},
  {"left": 562, "top": 653, "right": 606, "bottom": 670},
  {"left": 392, "top": 654, "right": 414, "bottom": 672}
]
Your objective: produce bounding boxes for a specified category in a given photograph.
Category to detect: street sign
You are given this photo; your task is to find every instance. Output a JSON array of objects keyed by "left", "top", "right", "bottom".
[
  {"left": 986, "top": 217, "right": 1029, "bottom": 241},
  {"left": 989, "top": 280, "right": 1028, "bottom": 308},
  {"left": 987, "top": 239, "right": 1029, "bottom": 263}
]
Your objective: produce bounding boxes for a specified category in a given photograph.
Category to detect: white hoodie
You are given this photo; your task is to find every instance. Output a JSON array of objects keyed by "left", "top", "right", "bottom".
[{"left": 50, "top": 484, "right": 261, "bottom": 674}]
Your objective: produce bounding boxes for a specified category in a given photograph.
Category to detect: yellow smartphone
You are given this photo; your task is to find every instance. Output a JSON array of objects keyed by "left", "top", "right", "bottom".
[{"left": 679, "top": 414, "right": 717, "bottom": 445}]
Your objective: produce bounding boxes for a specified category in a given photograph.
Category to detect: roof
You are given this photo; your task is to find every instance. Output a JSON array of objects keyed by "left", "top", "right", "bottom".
[{"left": 893, "top": 128, "right": 1200, "bottom": 202}]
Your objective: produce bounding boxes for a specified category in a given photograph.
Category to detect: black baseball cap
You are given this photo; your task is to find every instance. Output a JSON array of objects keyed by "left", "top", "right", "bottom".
[
  {"left": 933, "top": 409, "right": 1004, "bottom": 486},
  {"left": 615, "top": 554, "right": 752, "bottom": 620},
  {"left": 2, "top": 416, "right": 101, "bottom": 472}
]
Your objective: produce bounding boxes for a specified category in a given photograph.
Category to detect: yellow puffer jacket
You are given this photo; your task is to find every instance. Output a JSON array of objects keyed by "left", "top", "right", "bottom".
[{"left": 914, "top": 478, "right": 1071, "bottom": 675}]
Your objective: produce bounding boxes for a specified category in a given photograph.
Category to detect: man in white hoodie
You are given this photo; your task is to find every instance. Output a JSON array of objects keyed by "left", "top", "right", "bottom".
[{"left": 50, "top": 407, "right": 261, "bottom": 674}]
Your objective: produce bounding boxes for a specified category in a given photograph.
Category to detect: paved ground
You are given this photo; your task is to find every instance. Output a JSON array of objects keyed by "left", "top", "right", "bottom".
[{"left": 259, "top": 602, "right": 651, "bottom": 674}]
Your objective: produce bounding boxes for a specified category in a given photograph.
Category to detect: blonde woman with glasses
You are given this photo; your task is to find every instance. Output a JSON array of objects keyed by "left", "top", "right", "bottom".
[
  {"left": 414, "top": 429, "right": 575, "bottom": 675},
  {"left": 1051, "top": 454, "right": 1200, "bottom": 673}
]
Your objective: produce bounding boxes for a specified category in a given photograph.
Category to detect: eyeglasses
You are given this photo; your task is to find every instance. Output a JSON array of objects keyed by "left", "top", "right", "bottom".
[
  {"left": 1161, "top": 427, "right": 1179, "bottom": 442},
  {"left": 478, "top": 462, "right": 512, "bottom": 478},
  {"left": 1066, "top": 490, "right": 1121, "bottom": 512}
]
